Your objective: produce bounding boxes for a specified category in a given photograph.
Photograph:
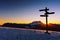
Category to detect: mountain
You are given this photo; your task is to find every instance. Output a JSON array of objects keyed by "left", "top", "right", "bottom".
[
  {"left": 30, "top": 21, "right": 44, "bottom": 29},
  {"left": 2, "top": 21, "right": 44, "bottom": 29},
  {"left": 2, "top": 21, "right": 60, "bottom": 32},
  {"left": 30, "top": 21, "right": 43, "bottom": 25}
]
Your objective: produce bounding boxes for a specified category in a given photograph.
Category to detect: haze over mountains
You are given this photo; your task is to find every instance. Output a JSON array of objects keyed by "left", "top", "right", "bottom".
[{"left": 1, "top": 21, "right": 60, "bottom": 32}]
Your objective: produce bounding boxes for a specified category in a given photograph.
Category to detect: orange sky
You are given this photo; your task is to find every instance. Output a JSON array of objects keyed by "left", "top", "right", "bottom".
[{"left": 0, "top": 18, "right": 60, "bottom": 25}]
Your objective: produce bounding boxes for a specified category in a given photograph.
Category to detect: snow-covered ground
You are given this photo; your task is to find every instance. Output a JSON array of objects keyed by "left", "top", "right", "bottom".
[{"left": 0, "top": 27, "right": 60, "bottom": 40}]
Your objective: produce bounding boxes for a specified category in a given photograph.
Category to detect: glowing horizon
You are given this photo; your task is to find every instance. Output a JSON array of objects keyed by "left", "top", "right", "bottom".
[{"left": 0, "top": 18, "right": 60, "bottom": 25}]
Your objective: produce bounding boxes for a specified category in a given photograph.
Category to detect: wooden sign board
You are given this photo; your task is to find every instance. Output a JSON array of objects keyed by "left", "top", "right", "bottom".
[
  {"left": 47, "top": 12, "right": 55, "bottom": 14},
  {"left": 39, "top": 7, "right": 49, "bottom": 11},
  {"left": 39, "top": 9, "right": 49, "bottom": 11},
  {"left": 40, "top": 15, "right": 48, "bottom": 17}
]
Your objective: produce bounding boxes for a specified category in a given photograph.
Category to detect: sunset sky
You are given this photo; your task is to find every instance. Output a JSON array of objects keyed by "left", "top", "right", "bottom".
[{"left": 0, "top": 0, "right": 60, "bottom": 25}]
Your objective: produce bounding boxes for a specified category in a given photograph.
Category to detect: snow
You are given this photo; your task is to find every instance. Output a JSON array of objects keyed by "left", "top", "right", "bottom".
[{"left": 0, "top": 27, "right": 60, "bottom": 40}]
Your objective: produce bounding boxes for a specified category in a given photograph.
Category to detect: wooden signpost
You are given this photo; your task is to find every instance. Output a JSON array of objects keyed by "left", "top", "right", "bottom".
[{"left": 39, "top": 7, "right": 55, "bottom": 34}]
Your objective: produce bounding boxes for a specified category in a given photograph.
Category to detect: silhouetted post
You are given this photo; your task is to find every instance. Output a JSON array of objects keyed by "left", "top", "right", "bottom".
[
  {"left": 46, "top": 12, "right": 48, "bottom": 33},
  {"left": 39, "top": 7, "right": 55, "bottom": 34}
]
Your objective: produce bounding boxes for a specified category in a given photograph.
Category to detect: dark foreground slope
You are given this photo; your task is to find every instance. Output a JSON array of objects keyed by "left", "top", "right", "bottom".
[{"left": 0, "top": 27, "right": 60, "bottom": 40}]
